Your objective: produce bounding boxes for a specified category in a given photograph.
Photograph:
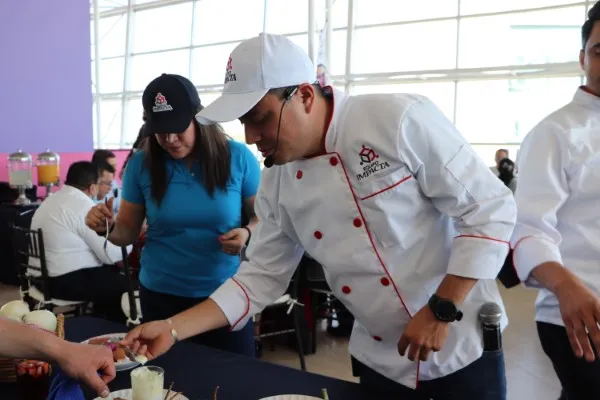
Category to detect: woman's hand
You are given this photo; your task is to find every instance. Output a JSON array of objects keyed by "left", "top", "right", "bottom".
[
  {"left": 85, "top": 198, "right": 114, "bottom": 234},
  {"left": 218, "top": 228, "right": 249, "bottom": 255}
]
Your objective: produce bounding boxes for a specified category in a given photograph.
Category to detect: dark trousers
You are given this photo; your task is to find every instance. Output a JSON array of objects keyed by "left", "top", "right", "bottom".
[
  {"left": 139, "top": 284, "right": 256, "bottom": 358},
  {"left": 537, "top": 321, "right": 600, "bottom": 400},
  {"left": 47, "top": 265, "right": 129, "bottom": 323},
  {"left": 356, "top": 350, "right": 506, "bottom": 400}
]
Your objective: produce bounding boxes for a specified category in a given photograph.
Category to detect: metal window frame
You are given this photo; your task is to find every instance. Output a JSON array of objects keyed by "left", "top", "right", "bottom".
[{"left": 90, "top": 0, "right": 593, "bottom": 149}]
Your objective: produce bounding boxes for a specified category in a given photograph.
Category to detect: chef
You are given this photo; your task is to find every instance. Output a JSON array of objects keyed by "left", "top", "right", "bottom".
[
  {"left": 510, "top": 4, "right": 600, "bottom": 399},
  {"left": 121, "top": 33, "right": 516, "bottom": 399}
]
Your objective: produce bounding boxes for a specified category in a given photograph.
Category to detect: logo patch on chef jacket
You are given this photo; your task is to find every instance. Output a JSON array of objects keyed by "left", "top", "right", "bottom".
[
  {"left": 152, "top": 93, "right": 173, "bottom": 112},
  {"left": 356, "top": 145, "right": 390, "bottom": 181},
  {"left": 224, "top": 56, "right": 237, "bottom": 83}
]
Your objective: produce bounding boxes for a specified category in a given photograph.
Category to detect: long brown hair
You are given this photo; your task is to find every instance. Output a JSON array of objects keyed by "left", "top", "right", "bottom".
[{"left": 144, "top": 119, "right": 231, "bottom": 206}]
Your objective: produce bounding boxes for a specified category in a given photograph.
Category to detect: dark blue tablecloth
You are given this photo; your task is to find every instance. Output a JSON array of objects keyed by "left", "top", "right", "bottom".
[{"left": 0, "top": 316, "right": 376, "bottom": 399}]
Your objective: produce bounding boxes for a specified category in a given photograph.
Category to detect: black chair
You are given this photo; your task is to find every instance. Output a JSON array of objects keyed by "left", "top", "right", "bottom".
[
  {"left": 11, "top": 225, "right": 89, "bottom": 315},
  {"left": 300, "top": 255, "right": 354, "bottom": 354}
]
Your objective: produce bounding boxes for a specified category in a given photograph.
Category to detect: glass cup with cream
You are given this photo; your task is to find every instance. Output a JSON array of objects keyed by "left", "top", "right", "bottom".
[{"left": 130, "top": 366, "right": 164, "bottom": 400}]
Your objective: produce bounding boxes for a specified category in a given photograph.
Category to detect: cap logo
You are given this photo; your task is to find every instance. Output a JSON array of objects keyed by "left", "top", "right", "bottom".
[
  {"left": 224, "top": 56, "right": 236, "bottom": 84},
  {"left": 153, "top": 92, "right": 173, "bottom": 113}
]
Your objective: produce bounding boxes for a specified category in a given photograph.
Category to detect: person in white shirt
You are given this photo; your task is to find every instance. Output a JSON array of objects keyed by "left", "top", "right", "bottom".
[
  {"left": 510, "top": 4, "right": 600, "bottom": 399},
  {"left": 31, "top": 161, "right": 128, "bottom": 323},
  {"left": 92, "top": 150, "right": 121, "bottom": 215},
  {"left": 103, "top": 34, "right": 515, "bottom": 399}
]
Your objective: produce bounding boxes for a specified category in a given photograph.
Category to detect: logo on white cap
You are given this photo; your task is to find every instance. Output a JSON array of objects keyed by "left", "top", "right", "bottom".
[
  {"left": 153, "top": 93, "right": 173, "bottom": 113},
  {"left": 224, "top": 56, "right": 237, "bottom": 84}
]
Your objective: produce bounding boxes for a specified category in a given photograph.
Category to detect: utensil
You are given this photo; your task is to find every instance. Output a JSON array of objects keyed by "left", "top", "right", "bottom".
[{"left": 164, "top": 382, "right": 173, "bottom": 400}]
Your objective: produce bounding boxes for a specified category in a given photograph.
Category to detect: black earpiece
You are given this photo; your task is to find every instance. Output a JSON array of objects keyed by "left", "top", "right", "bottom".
[{"left": 283, "top": 86, "right": 298, "bottom": 101}]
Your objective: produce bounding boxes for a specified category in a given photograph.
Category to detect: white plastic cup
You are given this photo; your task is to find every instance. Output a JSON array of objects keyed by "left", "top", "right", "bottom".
[{"left": 131, "top": 366, "right": 164, "bottom": 400}]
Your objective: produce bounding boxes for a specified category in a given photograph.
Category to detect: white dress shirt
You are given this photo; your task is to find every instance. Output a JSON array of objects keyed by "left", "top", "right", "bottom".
[
  {"left": 30, "top": 185, "right": 124, "bottom": 277},
  {"left": 210, "top": 90, "right": 516, "bottom": 388},
  {"left": 512, "top": 87, "right": 600, "bottom": 327}
]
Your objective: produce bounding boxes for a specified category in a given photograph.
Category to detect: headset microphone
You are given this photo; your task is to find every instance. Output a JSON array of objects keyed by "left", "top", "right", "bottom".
[{"left": 263, "top": 86, "right": 298, "bottom": 168}]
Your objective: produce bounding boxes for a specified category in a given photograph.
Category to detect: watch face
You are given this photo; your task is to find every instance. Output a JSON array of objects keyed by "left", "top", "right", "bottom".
[{"left": 436, "top": 300, "right": 457, "bottom": 321}]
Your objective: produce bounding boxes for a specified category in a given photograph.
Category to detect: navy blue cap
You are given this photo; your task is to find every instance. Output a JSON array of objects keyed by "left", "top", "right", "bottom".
[{"left": 142, "top": 74, "right": 201, "bottom": 136}]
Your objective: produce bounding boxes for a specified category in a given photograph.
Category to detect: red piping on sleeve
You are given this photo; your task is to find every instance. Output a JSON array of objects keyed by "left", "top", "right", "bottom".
[
  {"left": 361, "top": 176, "right": 412, "bottom": 201},
  {"left": 454, "top": 234, "right": 509, "bottom": 245},
  {"left": 229, "top": 277, "right": 251, "bottom": 331}
]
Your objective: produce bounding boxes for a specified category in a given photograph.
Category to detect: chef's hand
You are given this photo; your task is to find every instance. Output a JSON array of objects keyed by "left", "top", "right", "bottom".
[
  {"left": 398, "top": 306, "right": 450, "bottom": 362},
  {"left": 218, "top": 228, "right": 249, "bottom": 255},
  {"left": 85, "top": 198, "right": 114, "bottom": 234},
  {"left": 55, "top": 342, "right": 116, "bottom": 398},
  {"left": 555, "top": 277, "right": 600, "bottom": 362},
  {"left": 120, "top": 320, "right": 176, "bottom": 362}
]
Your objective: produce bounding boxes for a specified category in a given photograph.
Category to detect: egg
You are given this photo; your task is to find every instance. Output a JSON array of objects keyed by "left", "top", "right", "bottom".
[
  {"left": 0, "top": 300, "right": 30, "bottom": 322},
  {"left": 23, "top": 310, "right": 57, "bottom": 332}
]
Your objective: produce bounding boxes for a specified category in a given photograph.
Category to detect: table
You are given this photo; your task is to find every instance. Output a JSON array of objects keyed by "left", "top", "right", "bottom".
[{"left": 0, "top": 316, "right": 377, "bottom": 399}]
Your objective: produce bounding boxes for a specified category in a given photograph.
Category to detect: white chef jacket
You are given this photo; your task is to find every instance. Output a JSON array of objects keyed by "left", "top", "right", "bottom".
[
  {"left": 30, "top": 185, "right": 124, "bottom": 277},
  {"left": 211, "top": 89, "right": 516, "bottom": 388},
  {"left": 511, "top": 87, "right": 600, "bottom": 327}
]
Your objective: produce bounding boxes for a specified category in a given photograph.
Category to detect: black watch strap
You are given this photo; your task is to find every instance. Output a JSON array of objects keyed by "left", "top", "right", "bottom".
[{"left": 242, "top": 226, "right": 252, "bottom": 245}]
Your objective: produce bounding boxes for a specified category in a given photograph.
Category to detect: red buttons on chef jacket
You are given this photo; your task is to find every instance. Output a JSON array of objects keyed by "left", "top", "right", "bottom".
[
  {"left": 380, "top": 277, "right": 390, "bottom": 286},
  {"left": 329, "top": 156, "right": 338, "bottom": 166},
  {"left": 314, "top": 231, "right": 323, "bottom": 239},
  {"left": 373, "top": 336, "right": 382, "bottom": 342},
  {"left": 296, "top": 170, "right": 303, "bottom": 179},
  {"left": 342, "top": 285, "right": 351, "bottom": 294},
  {"left": 353, "top": 218, "right": 362, "bottom": 227}
]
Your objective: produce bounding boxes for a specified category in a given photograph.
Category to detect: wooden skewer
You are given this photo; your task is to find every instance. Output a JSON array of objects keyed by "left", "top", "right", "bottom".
[{"left": 164, "top": 382, "right": 174, "bottom": 400}]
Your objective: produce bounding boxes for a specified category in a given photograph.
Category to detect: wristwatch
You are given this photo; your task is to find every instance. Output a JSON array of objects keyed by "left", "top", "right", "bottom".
[{"left": 428, "top": 294, "right": 463, "bottom": 323}]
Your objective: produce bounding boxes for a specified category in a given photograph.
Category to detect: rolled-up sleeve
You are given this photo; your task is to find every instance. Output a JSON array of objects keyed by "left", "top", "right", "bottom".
[
  {"left": 398, "top": 97, "right": 516, "bottom": 280},
  {"left": 210, "top": 182, "right": 305, "bottom": 330},
  {"left": 511, "top": 123, "right": 569, "bottom": 286}
]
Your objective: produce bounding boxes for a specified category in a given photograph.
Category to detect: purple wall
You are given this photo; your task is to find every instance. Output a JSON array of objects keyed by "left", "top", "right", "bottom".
[{"left": 0, "top": 0, "right": 93, "bottom": 153}]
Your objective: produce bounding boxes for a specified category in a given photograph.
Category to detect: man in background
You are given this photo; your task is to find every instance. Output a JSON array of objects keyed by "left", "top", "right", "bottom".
[
  {"left": 30, "top": 161, "right": 129, "bottom": 323},
  {"left": 93, "top": 161, "right": 115, "bottom": 205},
  {"left": 92, "top": 150, "right": 121, "bottom": 214},
  {"left": 490, "top": 148, "right": 509, "bottom": 176}
]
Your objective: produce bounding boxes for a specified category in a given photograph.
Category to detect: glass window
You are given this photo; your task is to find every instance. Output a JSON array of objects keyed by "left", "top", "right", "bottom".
[
  {"left": 97, "top": 57, "right": 125, "bottom": 94},
  {"left": 460, "top": 0, "right": 583, "bottom": 16},
  {"left": 98, "top": 15, "right": 127, "bottom": 58},
  {"left": 314, "top": 0, "right": 349, "bottom": 29},
  {"left": 352, "top": 21, "right": 458, "bottom": 74},
  {"left": 266, "top": 0, "right": 309, "bottom": 34},
  {"left": 132, "top": 3, "right": 193, "bottom": 53},
  {"left": 355, "top": 0, "right": 458, "bottom": 25},
  {"left": 193, "top": 0, "right": 264, "bottom": 45},
  {"left": 94, "top": 0, "right": 128, "bottom": 13},
  {"left": 458, "top": 6, "right": 585, "bottom": 69},
  {"left": 351, "top": 82, "right": 456, "bottom": 122},
  {"left": 455, "top": 76, "right": 581, "bottom": 144},
  {"left": 98, "top": 98, "right": 123, "bottom": 148},
  {"left": 123, "top": 97, "right": 145, "bottom": 147},
  {"left": 191, "top": 42, "right": 240, "bottom": 86},
  {"left": 129, "top": 49, "right": 191, "bottom": 91}
]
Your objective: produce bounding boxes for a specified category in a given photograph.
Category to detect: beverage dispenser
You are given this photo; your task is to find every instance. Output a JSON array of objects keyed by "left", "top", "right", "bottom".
[
  {"left": 7, "top": 150, "right": 33, "bottom": 205},
  {"left": 36, "top": 149, "right": 60, "bottom": 198}
]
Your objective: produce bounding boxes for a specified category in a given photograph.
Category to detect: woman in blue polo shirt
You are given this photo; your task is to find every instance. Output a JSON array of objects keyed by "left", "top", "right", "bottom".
[{"left": 85, "top": 74, "right": 260, "bottom": 357}]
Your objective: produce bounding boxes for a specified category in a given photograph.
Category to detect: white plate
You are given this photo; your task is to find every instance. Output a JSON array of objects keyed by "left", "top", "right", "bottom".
[
  {"left": 259, "top": 396, "right": 323, "bottom": 400},
  {"left": 94, "top": 388, "right": 189, "bottom": 400},
  {"left": 82, "top": 333, "right": 139, "bottom": 372}
]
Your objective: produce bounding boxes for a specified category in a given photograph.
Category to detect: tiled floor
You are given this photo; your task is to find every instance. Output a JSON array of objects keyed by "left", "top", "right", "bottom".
[{"left": 0, "top": 282, "right": 560, "bottom": 399}]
